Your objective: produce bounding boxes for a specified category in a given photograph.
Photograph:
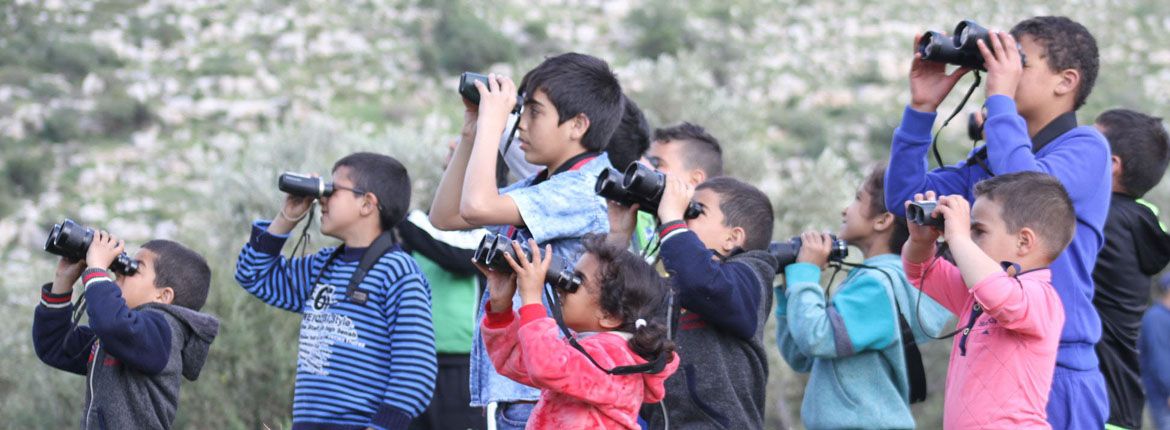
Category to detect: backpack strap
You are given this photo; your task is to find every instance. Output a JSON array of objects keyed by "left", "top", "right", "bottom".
[{"left": 344, "top": 231, "right": 398, "bottom": 305}]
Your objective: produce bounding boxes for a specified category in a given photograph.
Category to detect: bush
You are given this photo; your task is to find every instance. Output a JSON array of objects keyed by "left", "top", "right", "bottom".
[{"left": 420, "top": 0, "right": 519, "bottom": 74}]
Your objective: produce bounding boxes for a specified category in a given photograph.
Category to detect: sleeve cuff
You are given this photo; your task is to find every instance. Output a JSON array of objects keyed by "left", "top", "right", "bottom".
[
  {"left": 249, "top": 220, "right": 289, "bottom": 255},
  {"left": 984, "top": 94, "right": 1017, "bottom": 118},
  {"left": 81, "top": 269, "right": 114, "bottom": 291},
  {"left": 899, "top": 105, "right": 939, "bottom": 139},
  {"left": 518, "top": 304, "right": 547, "bottom": 326},
  {"left": 40, "top": 283, "right": 72, "bottom": 309},
  {"left": 657, "top": 220, "right": 689, "bottom": 243},
  {"left": 783, "top": 262, "right": 822, "bottom": 287},
  {"left": 484, "top": 308, "right": 516, "bottom": 329},
  {"left": 970, "top": 270, "right": 1012, "bottom": 308},
  {"left": 370, "top": 404, "right": 413, "bottom": 430}
]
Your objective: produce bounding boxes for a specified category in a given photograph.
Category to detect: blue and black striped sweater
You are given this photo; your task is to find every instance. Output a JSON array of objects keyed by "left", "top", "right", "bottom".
[{"left": 235, "top": 221, "right": 436, "bottom": 430}]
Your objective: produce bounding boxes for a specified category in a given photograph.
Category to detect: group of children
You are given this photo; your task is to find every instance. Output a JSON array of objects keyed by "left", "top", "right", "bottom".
[{"left": 30, "top": 13, "right": 1170, "bottom": 430}]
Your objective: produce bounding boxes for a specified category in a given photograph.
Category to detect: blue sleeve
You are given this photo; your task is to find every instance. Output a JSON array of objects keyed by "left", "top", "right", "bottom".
[
  {"left": 885, "top": 105, "right": 985, "bottom": 217},
  {"left": 983, "top": 95, "right": 1111, "bottom": 203},
  {"left": 774, "top": 286, "right": 813, "bottom": 373},
  {"left": 784, "top": 263, "right": 899, "bottom": 359},
  {"left": 1143, "top": 311, "right": 1170, "bottom": 392},
  {"left": 32, "top": 286, "right": 94, "bottom": 375},
  {"left": 234, "top": 220, "right": 323, "bottom": 313},
  {"left": 504, "top": 171, "right": 608, "bottom": 244},
  {"left": 81, "top": 270, "right": 172, "bottom": 375},
  {"left": 371, "top": 260, "right": 437, "bottom": 429},
  {"left": 660, "top": 230, "right": 762, "bottom": 340}
]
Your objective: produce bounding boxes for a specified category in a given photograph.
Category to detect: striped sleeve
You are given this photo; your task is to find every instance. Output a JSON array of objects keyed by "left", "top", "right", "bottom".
[
  {"left": 371, "top": 253, "right": 437, "bottom": 430},
  {"left": 234, "top": 220, "right": 324, "bottom": 313}
]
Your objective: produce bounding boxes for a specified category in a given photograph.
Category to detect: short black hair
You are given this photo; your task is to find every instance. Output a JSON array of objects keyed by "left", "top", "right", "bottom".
[
  {"left": 142, "top": 240, "right": 211, "bottom": 311},
  {"left": 696, "top": 177, "right": 774, "bottom": 251},
  {"left": 605, "top": 95, "right": 651, "bottom": 170},
  {"left": 861, "top": 163, "right": 910, "bottom": 254},
  {"left": 652, "top": 122, "right": 723, "bottom": 177},
  {"left": 333, "top": 152, "right": 411, "bottom": 230},
  {"left": 1096, "top": 109, "right": 1170, "bottom": 197},
  {"left": 582, "top": 233, "right": 675, "bottom": 363},
  {"left": 519, "top": 53, "right": 625, "bottom": 152},
  {"left": 974, "top": 172, "right": 1075, "bottom": 260},
  {"left": 1011, "top": 16, "right": 1099, "bottom": 110}
]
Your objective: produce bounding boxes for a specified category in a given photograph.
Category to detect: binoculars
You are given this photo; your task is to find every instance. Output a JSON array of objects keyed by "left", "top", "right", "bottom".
[
  {"left": 907, "top": 200, "right": 945, "bottom": 229},
  {"left": 770, "top": 235, "right": 849, "bottom": 271},
  {"left": 595, "top": 162, "right": 703, "bottom": 220},
  {"left": 44, "top": 219, "right": 139, "bottom": 275},
  {"left": 473, "top": 233, "right": 582, "bottom": 294},
  {"left": 918, "top": 20, "right": 1025, "bottom": 71},
  {"left": 459, "top": 72, "right": 524, "bottom": 114},
  {"left": 279, "top": 172, "right": 333, "bottom": 198}
]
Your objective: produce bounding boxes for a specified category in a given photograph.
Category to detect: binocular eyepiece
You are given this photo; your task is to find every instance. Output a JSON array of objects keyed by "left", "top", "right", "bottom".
[
  {"left": 473, "top": 233, "right": 582, "bottom": 294},
  {"left": 595, "top": 162, "right": 703, "bottom": 220},
  {"left": 907, "top": 200, "right": 945, "bottom": 229},
  {"left": 279, "top": 172, "right": 333, "bottom": 198},
  {"left": 770, "top": 235, "right": 849, "bottom": 272},
  {"left": 459, "top": 72, "right": 524, "bottom": 114},
  {"left": 918, "top": 20, "right": 1025, "bottom": 71},
  {"left": 44, "top": 219, "right": 139, "bottom": 275}
]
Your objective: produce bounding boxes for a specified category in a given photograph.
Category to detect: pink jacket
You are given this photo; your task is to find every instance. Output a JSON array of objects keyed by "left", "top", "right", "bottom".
[
  {"left": 482, "top": 304, "right": 679, "bottom": 430},
  {"left": 904, "top": 256, "right": 1064, "bottom": 429}
]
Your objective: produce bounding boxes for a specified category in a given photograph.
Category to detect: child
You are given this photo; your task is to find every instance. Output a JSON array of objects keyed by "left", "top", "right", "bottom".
[
  {"left": 1139, "top": 275, "right": 1170, "bottom": 430},
  {"left": 646, "top": 122, "right": 723, "bottom": 186},
  {"left": 636, "top": 175, "right": 778, "bottom": 429},
  {"left": 33, "top": 233, "right": 219, "bottom": 429},
  {"left": 479, "top": 235, "right": 678, "bottom": 429},
  {"left": 235, "top": 152, "right": 436, "bottom": 430},
  {"left": 885, "top": 16, "right": 1110, "bottom": 427},
  {"left": 1090, "top": 109, "right": 1170, "bottom": 429},
  {"left": 903, "top": 172, "right": 1075, "bottom": 428},
  {"left": 428, "top": 52, "right": 625, "bottom": 428},
  {"left": 776, "top": 164, "right": 952, "bottom": 429}
]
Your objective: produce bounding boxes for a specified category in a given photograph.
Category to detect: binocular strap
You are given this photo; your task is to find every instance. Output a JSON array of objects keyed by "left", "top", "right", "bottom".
[{"left": 541, "top": 285, "right": 669, "bottom": 375}]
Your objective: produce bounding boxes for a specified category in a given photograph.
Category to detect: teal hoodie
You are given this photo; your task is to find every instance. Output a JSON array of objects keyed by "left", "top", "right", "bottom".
[{"left": 776, "top": 254, "right": 953, "bottom": 429}]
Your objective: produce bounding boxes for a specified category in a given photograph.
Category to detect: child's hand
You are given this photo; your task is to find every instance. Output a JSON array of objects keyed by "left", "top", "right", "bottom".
[
  {"left": 795, "top": 231, "right": 833, "bottom": 269},
  {"left": 935, "top": 194, "right": 973, "bottom": 243},
  {"left": 905, "top": 191, "right": 943, "bottom": 244},
  {"left": 607, "top": 201, "right": 640, "bottom": 246},
  {"left": 281, "top": 193, "right": 315, "bottom": 221},
  {"left": 504, "top": 239, "right": 551, "bottom": 306},
  {"left": 657, "top": 174, "right": 694, "bottom": 222},
  {"left": 51, "top": 257, "right": 86, "bottom": 294},
  {"left": 473, "top": 74, "right": 518, "bottom": 134},
  {"left": 909, "top": 33, "right": 972, "bottom": 112},
  {"left": 475, "top": 259, "right": 517, "bottom": 314},
  {"left": 86, "top": 230, "right": 124, "bottom": 270},
  {"left": 977, "top": 30, "right": 1023, "bottom": 100}
]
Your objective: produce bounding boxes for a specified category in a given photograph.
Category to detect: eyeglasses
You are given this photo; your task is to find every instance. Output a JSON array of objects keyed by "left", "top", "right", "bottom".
[{"left": 328, "top": 184, "right": 369, "bottom": 198}]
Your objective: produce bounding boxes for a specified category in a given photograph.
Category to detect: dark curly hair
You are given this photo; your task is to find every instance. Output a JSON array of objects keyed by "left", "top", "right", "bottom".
[
  {"left": 581, "top": 234, "right": 675, "bottom": 363},
  {"left": 1011, "top": 16, "right": 1099, "bottom": 110}
]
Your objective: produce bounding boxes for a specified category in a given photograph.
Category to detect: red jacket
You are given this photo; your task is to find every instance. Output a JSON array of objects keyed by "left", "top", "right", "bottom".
[{"left": 482, "top": 304, "right": 679, "bottom": 429}]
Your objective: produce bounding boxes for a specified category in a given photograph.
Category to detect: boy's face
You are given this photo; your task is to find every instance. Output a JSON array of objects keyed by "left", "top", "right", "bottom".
[
  {"left": 517, "top": 89, "right": 579, "bottom": 167},
  {"left": 560, "top": 253, "right": 606, "bottom": 332},
  {"left": 319, "top": 166, "right": 372, "bottom": 237},
  {"left": 116, "top": 249, "right": 168, "bottom": 309},
  {"left": 839, "top": 186, "right": 878, "bottom": 244},
  {"left": 969, "top": 198, "right": 1023, "bottom": 264},
  {"left": 686, "top": 189, "right": 742, "bottom": 255},
  {"left": 647, "top": 141, "right": 701, "bottom": 186},
  {"left": 1013, "top": 35, "right": 1067, "bottom": 119}
]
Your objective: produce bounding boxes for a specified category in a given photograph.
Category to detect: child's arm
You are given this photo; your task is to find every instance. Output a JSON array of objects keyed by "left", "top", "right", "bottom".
[
  {"left": 782, "top": 261, "right": 899, "bottom": 359},
  {"left": 902, "top": 195, "right": 971, "bottom": 313},
  {"left": 481, "top": 307, "right": 536, "bottom": 387},
  {"left": 658, "top": 226, "right": 765, "bottom": 340},
  {"left": 774, "top": 287, "right": 813, "bottom": 372},
  {"left": 234, "top": 220, "right": 321, "bottom": 312},
  {"left": 458, "top": 75, "right": 525, "bottom": 227},
  {"left": 430, "top": 111, "right": 481, "bottom": 230},
  {"left": 371, "top": 269, "right": 438, "bottom": 430},
  {"left": 32, "top": 259, "right": 94, "bottom": 374}
]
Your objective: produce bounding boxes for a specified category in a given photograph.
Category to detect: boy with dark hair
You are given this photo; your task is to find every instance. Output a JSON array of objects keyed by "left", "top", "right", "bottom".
[
  {"left": 904, "top": 172, "right": 1076, "bottom": 428},
  {"left": 34, "top": 234, "right": 219, "bottom": 429},
  {"left": 1091, "top": 109, "right": 1170, "bottom": 429},
  {"left": 429, "top": 52, "right": 624, "bottom": 429},
  {"left": 634, "top": 175, "right": 778, "bottom": 429},
  {"left": 776, "top": 164, "right": 952, "bottom": 429},
  {"left": 236, "top": 152, "right": 436, "bottom": 430},
  {"left": 606, "top": 95, "right": 652, "bottom": 171},
  {"left": 884, "top": 16, "right": 1112, "bottom": 427},
  {"left": 648, "top": 122, "right": 724, "bottom": 186}
]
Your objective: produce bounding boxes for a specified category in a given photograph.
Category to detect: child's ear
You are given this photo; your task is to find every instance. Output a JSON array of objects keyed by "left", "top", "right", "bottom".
[
  {"left": 362, "top": 194, "right": 380, "bottom": 217},
  {"left": 568, "top": 113, "right": 590, "bottom": 142},
  {"left": 725, "top": 226, "right": 747, "bottom": 252},
  {"left": 1055, "top": 68, "right": 1081, "bottom": 99},
  {"left": 1016, "top": 227, "right": 1039, "bottom": 257},
  {"left": 873, "top": 212, "right": 895, "bottom": 233},
  {"left": 598, "top": 312, "right": 623, "bottom": 330},
  {"left": 156, "top": 287, "right": 175, "bottom": 305},
  {"left": 688, "top": 169, "right": 707, "bottom": 187}
]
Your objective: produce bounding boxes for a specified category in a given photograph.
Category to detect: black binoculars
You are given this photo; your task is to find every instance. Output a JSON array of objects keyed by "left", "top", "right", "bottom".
[
  {"left": 770, "top": 235, "right": 849, "bottom": 271},
  {"left": 44, "top": 219, "right": 139, "bottom": 275},
  {"left": 918, "top": 20, "right": 1025, "bottom": 71},
  {"left": 459, "top": 72, "right": 523, "bottom": 114},
  {"left": 279, "top": 172, "right": 333, "bottom": 198},
  {"left": 473, "top": 233, "right": 582, "bottom": 294},
  {"left": 595, "top": 162, "right": 703, "bottom": 220},
  {"left": 907, "top": 200, "right": 945, "bottom": 229}
]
